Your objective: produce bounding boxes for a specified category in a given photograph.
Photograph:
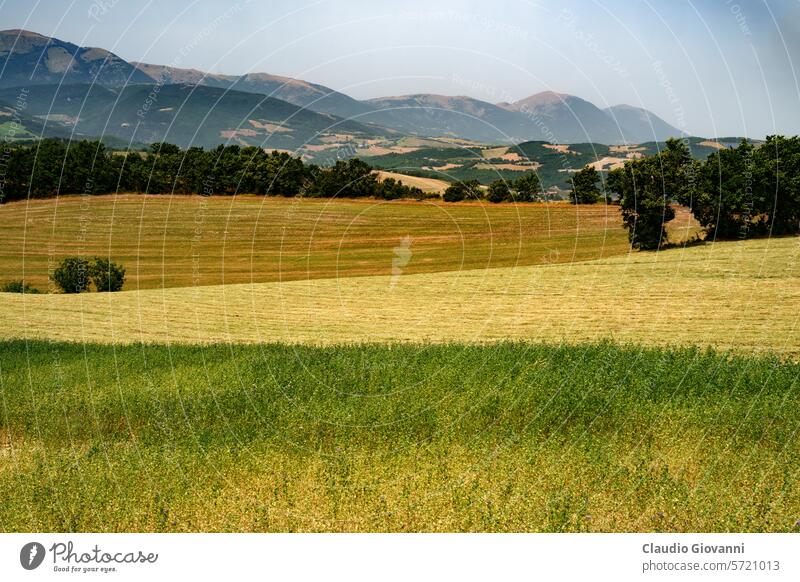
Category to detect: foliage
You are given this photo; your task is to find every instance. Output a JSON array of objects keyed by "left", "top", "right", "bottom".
[
  {"left": 568, "top": 166, "right": 601, "bottom": 204},
  {"left": 486, "top": 179, "right": 513, "bottom": 203},
  {"left": 376, "top": 177, "right": 424, "bottom": 200},
  {"left": 607, "top": 138, "right": 688, "bottom": 249},
  {"left": 90, "top": 258, "right": 126, "bottom": 292},
  {"left": 1, "top": 340, "right": 798, "bottom": 532},
  {"left": 50, "top": 257, "right": 91, "bottom": 294},
  {"left": 514, "top": 172, "right": 541, "bottom": 202},
  {"left": 443, "top": 179, "right": 482, "bottom": 202},
  {"left": 1, "top": 280, "right": 40, "bottom": 294}
]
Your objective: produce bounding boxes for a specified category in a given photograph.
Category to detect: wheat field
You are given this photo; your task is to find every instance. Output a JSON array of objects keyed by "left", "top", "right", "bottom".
[
  {"left": 0, "top": 194, "right": 631, "bottom": 291},
  {"left": 2, "top": 235, "right": 798, "bottom": 354}
]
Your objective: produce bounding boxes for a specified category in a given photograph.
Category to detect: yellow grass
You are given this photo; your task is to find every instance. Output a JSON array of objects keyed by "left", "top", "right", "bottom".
[
  {"left": 3, "top": 236, "right": 798, "bottom": 354},
  {"left": 0, "top": 195, "right": 627, "bottom": 290}
]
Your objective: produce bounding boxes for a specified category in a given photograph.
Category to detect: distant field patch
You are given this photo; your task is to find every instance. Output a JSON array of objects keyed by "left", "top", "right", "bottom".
[{"left": 375, "top": 171, "right": 450, "bottom": 193}]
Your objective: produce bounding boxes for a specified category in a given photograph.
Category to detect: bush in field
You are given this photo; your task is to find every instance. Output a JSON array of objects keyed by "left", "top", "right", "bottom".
[
  {"left": 377, "top": 177, "right": 424, "bottom": 200},
  {"left": 487, "top": 179, "right": 513, "bottom": 203},
  {"left": 51, "top": 257, "right": 91, "bottom": 294},
  {"left": 1, "top": 280, "right": 40, "bottom": 294},
  {"left": 514, "top": 172, "right": 541, "bottom": 202},
  {"left": 90, "top": 258, "right": 126, "bottom": 292},
  {"left": 443, "top": 179, "right": 482, "bottom": 202},
  {"left": 568, "top": 166, "right": 601, "bottom": 204}
]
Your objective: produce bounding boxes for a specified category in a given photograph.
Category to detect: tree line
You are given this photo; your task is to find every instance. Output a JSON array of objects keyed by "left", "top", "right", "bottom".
[
  {"left": 0, "top": 139, "right": 428, "bottom": 202},
  {"left": 567, "top": 136, "right": 800, "bottom": 249}
]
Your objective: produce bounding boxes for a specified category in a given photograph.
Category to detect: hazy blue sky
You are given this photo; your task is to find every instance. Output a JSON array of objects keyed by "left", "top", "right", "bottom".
[{"left": 2, "top": 0, "right": 798, "bottom": 137}]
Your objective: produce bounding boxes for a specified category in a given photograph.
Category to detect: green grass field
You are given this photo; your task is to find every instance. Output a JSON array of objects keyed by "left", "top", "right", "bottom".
[{"left": 1, "top": 341, "right": 798, "bottom": 532}]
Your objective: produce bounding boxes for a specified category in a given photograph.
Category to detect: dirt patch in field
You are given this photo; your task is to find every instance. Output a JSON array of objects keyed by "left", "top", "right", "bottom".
[
  {"left": 376, "top": 171, "right": 450, "bottom": 193},
  {"left": 475, "top": 162, "right": 541, "bottom": 172},
  {"left": 588, "top": 157, "right": 627, "bottom": 171},
  {"left": 421, "top": 163, "right": 462, "bottom": 171},
  {"left": 698, "top": 140, "right": 726, "bottom": 150},
  {"left": 248, "top": 120, "right": 293, "bottom": 133},
  {"left": 543, "top": 144, "right": 575, "bottom": 154}
]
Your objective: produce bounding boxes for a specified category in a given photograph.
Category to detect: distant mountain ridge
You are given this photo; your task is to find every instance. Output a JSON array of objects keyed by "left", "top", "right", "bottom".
[{"left": 0, "top": 29, "right": 685, "bottom": 145}]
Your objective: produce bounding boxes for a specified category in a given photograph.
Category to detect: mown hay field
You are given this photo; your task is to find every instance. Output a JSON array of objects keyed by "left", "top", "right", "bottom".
[
  {"left": 0, "top": 194, "right": 633, "bottom": 291},
  {"left": 1, "top": 341, "right": 798, "bottom": 532},
  {"left": 2, "top": 236, "right": 798, "bottom": 355}
]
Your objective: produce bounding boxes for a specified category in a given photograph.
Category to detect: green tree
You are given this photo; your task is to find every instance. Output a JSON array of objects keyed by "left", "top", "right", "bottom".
[
  {"left": 90, "top": 258, "right": 126, "bottom": 292},
  {"left": 487, "top": 179, "right": 512, "bottom": 203},
  {"left": 313, "top": 159, "right": 378, "bottom": 198},
  {"left": 568, "top": 166, "right": 601, "bottom": 204},
  {"left": 753, "top": 135, "right": 800, "bottom": 236},
  {"left": 1, "top": 280, "right": 40, "bottom": 294},
  {"left": 51, "top": 257, "right": 91, "bottom": 293},
  {"left": 609, "top": 158, "right": 675, "bottom": 250},
  {"left": 514, "top": 172, "right": 541, "bottom": 202},
  {"left": 687, "top": 139, "right": 758, "bottom": 239},
  {"left": 443, "top": 180, "right": 481, "bottom": 202}
]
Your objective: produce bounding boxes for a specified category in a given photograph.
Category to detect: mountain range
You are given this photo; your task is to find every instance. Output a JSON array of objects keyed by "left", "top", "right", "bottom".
[{"left": 0, "top": 29, "right": 684, "bottom": 149}]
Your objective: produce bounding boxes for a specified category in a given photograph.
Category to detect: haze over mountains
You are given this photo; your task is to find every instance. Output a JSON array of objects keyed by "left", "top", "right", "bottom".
[{"left": 0, "top": 29, "right": 684, "bottom": 148}]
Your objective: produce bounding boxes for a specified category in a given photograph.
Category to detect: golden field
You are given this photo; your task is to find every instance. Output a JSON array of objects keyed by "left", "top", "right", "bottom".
[
  {"left": 0, "top": 194, "right": 629, "bottom": 290},
  {"left": 2, "top": 233, "right": 797, "bottom": 355}
]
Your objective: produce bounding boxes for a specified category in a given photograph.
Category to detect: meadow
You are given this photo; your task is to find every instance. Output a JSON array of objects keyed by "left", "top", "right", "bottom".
[
  {"left": 1, "top": 340, "right": 798, "bottom": 532},
  {"left": 2, "top": 235, "right": 797, "bottom": 355},
  {"left": 0, "top": 194, "right": 629, "bottom": 290}
]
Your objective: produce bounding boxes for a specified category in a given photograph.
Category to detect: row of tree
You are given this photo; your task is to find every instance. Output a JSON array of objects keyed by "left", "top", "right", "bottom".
[
  {"left": 443, "top": 173, "right": 541, "bottom": 203},
  {"left": 567, "top": 136, "right": 800, "bottom": 249},
  {"left": 0, "top": 140, "right": 427, "bottom": 202}
]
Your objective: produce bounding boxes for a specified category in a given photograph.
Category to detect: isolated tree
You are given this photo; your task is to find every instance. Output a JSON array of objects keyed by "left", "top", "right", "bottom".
[
  {"left": 51, "top": 257, "right": 91, "bottom": 294},
  {"left": 609, "top": 158, "right": 675, "bottom": 250},
  {"left": 568, "top": 166, "right": 601, "bottom": 204},
  {"left": 487, "top": 179, "right": 512, "bottom": 203},
  {"left": 90, "top": 258, "right": 126, "bottom": 292},
  {"left": 514, "top": 172, "right": 541, "bottom": 202}
]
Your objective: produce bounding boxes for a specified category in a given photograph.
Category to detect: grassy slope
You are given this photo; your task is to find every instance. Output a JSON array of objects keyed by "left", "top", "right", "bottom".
[
  {"left": 0, "top": 194, "right": 629, "bottom": 290},
  {"left": 1, "top": 341, "right": 797, "bottom": 532},
  {"left": 2, "top": 236, "right": 796, "bottom": 354}
]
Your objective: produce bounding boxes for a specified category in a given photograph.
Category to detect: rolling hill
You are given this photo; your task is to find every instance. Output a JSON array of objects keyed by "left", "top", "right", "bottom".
[
  {"left": 0, "top": 29, "right": 687, "bottom": 147},
  {"left": 133, "top": 62, "right": 373, "bottom": 119},
  {"left": 0, "top": 82, "right": 383, "bottom": 149},
  {"left": 0, "top": 29, "right": 152, "bottom": 87}
]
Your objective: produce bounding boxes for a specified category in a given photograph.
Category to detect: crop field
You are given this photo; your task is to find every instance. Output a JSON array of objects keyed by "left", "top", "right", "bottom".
[
  {"left": 1, "top": 340, "right": 798, "bottom": 532},
  {"left": 2, "top": 235, "right": 797, "bottom": 355},
  {"left": 0, "top": 195, "right": 630, "bottom": 291},
  {"left": 375, "top": 171, "right": 450, "bottom": 193}
]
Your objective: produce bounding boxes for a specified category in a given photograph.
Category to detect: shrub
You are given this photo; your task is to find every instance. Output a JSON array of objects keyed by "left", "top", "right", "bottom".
[
  {"left": 1, "top": 280, "right": 40, "bottom": 294},
  {"left": 443, "top": 180, "right": 482, "bottom": 202},
  {"left": 487, "top": 179, "right": 512, "bottom": 203},
  {"left": 568, "top": 166, "right": 601, "bottom": 204},
  {"left": 90, "top": 258, "right": 126, "bottom": 292},
  {"left": 51, "top": 257, "right": 91, "bottom": 294},
  {"left": 514, "top": 172, "right": 541, "bottom": 202}
]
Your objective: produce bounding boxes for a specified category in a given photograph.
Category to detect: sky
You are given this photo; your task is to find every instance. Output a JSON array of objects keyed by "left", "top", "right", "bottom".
[{"left": 1, "top": 0, "right": 798, "bottom": 138}]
